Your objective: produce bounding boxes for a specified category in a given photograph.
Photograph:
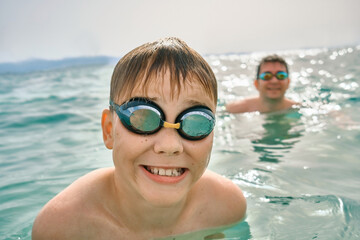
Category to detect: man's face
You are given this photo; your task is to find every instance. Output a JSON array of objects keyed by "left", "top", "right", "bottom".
[{"left": 255, "top": 62, "right": 290, "bottom": 100}]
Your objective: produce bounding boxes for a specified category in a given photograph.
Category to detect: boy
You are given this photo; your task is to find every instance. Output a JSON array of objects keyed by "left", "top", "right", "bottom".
[
  {"left": 32, "top": 37, "right": 246, "bottom": 239},
  {"left": 226, "top": 54, "right": 297, "bottom": 113}
]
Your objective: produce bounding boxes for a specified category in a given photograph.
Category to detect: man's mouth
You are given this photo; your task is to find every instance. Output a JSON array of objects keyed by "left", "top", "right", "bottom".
[
  {"left": 144, "top": 166, "right": 185, "bottom": 177},
  {"left": 267, "top": 86, "right": 281, "bottom": 90}
]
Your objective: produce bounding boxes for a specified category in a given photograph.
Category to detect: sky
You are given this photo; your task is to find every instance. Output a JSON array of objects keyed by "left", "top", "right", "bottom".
[{"left": 0, "top": 0, "right": 360, "bottom": 63}]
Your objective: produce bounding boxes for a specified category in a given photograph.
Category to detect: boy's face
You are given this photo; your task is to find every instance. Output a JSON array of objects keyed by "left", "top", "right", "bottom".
[
  {"left": 103, "top": 70, "right": 216, "bottom": 207},
  {"left": 255, "top": 62, "right": 290, "bottom": 100}
]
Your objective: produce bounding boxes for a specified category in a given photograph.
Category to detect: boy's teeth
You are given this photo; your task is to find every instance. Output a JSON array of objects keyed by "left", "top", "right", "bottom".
[
  {"left": 165, "top": 169, "right": 172, "bottom": 176},
  {"left": 146, "top": 166, "right": 183, "bottom": 177}
]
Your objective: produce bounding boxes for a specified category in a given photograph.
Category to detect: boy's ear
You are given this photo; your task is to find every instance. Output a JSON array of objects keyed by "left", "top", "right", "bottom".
[{"left": 101, "top": 109, "right": 114, "bottom": 149}]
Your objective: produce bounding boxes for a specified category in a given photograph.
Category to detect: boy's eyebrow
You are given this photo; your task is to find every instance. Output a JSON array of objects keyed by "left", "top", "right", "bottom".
[
  {"left": 136, "top": 96, "right": 212, "bottom": 108},
  {"left": 129, "top": 96, "right": 157, "bottom": 101},
  {"left": 185, "top": 99, "right": 210, "bottom": 107}
]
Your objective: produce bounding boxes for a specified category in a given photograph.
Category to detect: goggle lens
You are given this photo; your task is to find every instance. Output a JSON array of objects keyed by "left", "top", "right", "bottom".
[
  {"left": 110, "top": 98, "right": 215, "bottom": 140},
  {"left": 180, "top": 111, "right": 215, "bottom": 139},
  {"left": 130, "top": 108, "right": 161, "bottom": 132},
  {"left": 276, "top": 72, "right": 287, "bottom": 80},
  {"left": 261, "top": 72, "right": 273, "bottom": 80},
  {"left": 259, "top": 71, "right": 288, "bottom": 81}
]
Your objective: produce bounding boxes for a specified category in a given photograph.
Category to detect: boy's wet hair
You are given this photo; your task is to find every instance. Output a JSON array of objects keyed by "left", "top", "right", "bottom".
[
  {"left": 256, "top": 54, "right": 289, "bottom": 79},
  {"left": 110, "top": 37, "right": 217, "bottom": 104}
]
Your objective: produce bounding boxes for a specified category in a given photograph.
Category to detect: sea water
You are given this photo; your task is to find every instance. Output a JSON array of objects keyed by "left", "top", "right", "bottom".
[{"left": 0, "top": 46, "right": 359, "bottom": 239}]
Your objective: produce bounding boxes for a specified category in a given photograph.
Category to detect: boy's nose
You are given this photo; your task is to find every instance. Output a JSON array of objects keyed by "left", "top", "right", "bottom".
[{"left": 153, "top": 128, "right": 184, "bottom": 156}]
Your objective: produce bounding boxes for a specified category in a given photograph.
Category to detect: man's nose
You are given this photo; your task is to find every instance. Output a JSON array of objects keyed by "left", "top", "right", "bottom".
[{"left": 269, "top": 75, "right": 278, "bottom": 82}]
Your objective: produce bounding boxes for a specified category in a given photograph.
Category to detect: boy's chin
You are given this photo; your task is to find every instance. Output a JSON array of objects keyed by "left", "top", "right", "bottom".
[{"left": 140, "top": 187, "right": 189, "bottom": 207}]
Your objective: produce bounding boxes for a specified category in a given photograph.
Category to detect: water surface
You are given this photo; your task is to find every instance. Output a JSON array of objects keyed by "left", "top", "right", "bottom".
[{"left": 0, "top": 46, "right": 359, "bottom": 239}]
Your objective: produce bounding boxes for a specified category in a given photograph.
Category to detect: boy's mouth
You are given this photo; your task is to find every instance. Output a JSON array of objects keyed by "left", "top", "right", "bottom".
[{"left": 143, "top": 166, "right": 186, "bottom": 177}]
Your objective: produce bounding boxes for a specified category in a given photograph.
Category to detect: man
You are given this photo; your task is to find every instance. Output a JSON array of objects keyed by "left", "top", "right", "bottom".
[{"left": 226, "top": 55, "right": 297, "bottom": 113}]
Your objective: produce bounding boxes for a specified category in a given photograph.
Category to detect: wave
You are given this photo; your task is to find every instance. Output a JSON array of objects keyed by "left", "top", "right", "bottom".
[
  {"left": 0, "top": 56, "right": 119, "bottom": 74},
  {"left": 1, "top": 112, "right": 92, "bottom": 129}
]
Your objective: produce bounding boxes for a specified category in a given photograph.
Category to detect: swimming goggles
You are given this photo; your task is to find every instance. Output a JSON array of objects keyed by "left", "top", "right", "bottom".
[
  {"left": 259, "top": 71, "right": 288, "bottom": 81},
  {"left": 109, "top": 98, "right": 215, "bottom": 141}
]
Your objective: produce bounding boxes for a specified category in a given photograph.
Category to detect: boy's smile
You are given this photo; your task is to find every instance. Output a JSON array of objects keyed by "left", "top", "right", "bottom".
[
  {"left": 144, "top": 166, "right": 185, "bottom": 177},
  {"left": 141, "top": 165, "right": 188, "bottom": 184}
]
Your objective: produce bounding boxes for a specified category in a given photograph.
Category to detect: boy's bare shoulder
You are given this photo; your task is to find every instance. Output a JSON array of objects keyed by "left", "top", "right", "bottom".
[
  {"left": 32, "top": 168, "right": 115, "bottom": 240},
  {"left": 193, "top": 170, "right": 247, "bottom": 226}
]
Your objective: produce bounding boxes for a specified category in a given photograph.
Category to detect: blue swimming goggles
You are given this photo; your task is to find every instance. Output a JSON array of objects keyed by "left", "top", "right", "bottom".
[
  {"left": 109, "top": 98, "right": 215, "bottom": 141},
  {"left": 259, "top": 71, "right": 288, "bottom": 81}
]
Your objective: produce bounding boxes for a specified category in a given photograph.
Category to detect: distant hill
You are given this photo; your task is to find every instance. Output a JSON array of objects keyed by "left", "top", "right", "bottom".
[{"left": 0, "top": 56, "right": 119, "bottom": 74}]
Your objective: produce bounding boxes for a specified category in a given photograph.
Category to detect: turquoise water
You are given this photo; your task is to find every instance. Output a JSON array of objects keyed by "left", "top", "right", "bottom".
[{"left": 0, "top": 46, "right": 359, "bottom": 239}]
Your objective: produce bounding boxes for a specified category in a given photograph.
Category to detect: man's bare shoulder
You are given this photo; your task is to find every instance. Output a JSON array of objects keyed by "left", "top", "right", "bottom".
[
  {"left": 226, "top": 97, "right": 260, "bottom": 113},
  {"left": 193, "top": 170, "right": 247, "bottom": 226},
  {"left": 285, "top": 98, "right": 300, "bottom": 107},
  {"left": 32, "top": 168, "right": 115, "bottom": 240}
]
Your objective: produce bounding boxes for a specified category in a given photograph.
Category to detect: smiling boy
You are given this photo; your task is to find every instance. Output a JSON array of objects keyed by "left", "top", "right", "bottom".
[
  {"left": 226, "top": 55, "right": 297, "bottom": 113},
  {"left": 32, "top": 37, "right": 246, "bottom": 239}
]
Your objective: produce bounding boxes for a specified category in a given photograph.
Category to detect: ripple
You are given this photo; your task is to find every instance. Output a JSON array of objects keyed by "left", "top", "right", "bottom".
[{"left": 3, "top": 112, "right": 92, "bottom": 129}]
